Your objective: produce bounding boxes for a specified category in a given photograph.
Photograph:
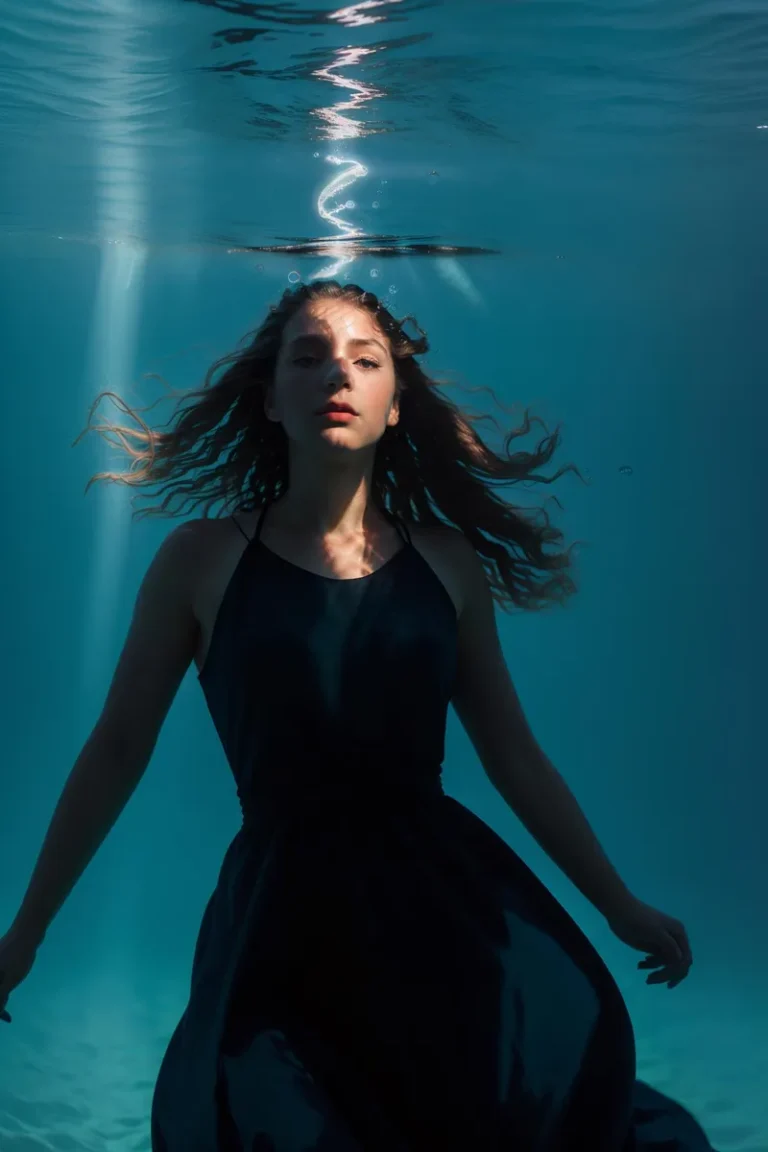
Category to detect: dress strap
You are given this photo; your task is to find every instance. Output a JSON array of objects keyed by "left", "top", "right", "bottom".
[
  {"left": 231, "top": 515, "right": 251, "bottom": 543},
  {"left": 253, "top": 500, "right": 271, "bottom": 542},
  {"left": 231, "top": 501, "right": 271, "bottom": 544},
  {"left": 387, "top": 508, "right": 412, "bottom": 545}
]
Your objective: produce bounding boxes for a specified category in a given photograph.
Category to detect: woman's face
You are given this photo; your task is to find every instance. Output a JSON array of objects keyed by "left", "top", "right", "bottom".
[{"left": 266, "top": 299, "right": 400, "bottom": 455}]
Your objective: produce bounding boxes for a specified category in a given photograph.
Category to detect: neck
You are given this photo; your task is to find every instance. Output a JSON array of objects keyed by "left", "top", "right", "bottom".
[{"left": 273, "top": 456, "right": 380, "bottom": 538}]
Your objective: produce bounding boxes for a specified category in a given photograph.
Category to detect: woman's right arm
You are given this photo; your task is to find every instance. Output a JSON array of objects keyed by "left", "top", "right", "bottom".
[{"left": 9, "top": 522, "right": 201, "bottom": 948}]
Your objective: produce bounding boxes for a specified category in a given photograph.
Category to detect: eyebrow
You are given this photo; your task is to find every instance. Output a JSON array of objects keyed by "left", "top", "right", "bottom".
[{"left": 289, "top": 334, "right": 388, "bottom": 356}]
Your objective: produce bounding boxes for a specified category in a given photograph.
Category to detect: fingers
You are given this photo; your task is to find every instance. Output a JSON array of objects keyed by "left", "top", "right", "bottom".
[
  {"left": 646, "top": 968, "right": 685, "bottom": 988},
  {"left": 634, "top": 916, "right": 693, "bottom": 990},
  {"left": 638, "top": 948, "right": 691, "bottom": 988},
  {"left": 635, "top": 937, "right": 680, "bottom": 966},
  {"left": 664, "top": 922, "right": 693, "bottom": 984}
]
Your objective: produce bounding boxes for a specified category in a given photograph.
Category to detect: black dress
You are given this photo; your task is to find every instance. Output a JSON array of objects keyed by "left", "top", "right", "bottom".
[{"left": 151, "top": 502, "right": 716, "bottom": 1151}]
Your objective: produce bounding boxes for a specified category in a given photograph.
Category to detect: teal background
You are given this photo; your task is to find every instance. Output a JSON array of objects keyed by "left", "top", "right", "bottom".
[{"left": 1, "top": 0, "right": 766, "bottom": 1147}]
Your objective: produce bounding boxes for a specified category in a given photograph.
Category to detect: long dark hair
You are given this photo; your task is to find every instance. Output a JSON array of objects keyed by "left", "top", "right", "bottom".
[{"left": 77, "top": 280, "right": 582, "bottom": 611}]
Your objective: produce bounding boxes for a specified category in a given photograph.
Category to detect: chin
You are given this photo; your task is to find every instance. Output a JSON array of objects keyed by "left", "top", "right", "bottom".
[
  {"left": 314, "top": 430, "right": 362, "bottom": 452},
  {"left": 317, "top": 432, "right": 381, "bottom": 460}
]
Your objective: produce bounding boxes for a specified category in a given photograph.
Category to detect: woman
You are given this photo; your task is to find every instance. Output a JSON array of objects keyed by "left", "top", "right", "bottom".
[{"left": 0, "top": 281, "right": 714, "bottom": 1150}]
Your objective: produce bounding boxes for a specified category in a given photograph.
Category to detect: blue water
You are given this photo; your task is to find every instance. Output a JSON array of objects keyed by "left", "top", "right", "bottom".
[{"left": 1, "top": 0, "right": 767, "bottom": 1148}]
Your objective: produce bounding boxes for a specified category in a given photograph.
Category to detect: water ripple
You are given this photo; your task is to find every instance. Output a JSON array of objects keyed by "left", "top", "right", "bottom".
[{"left": 0, "top": 0, "right": 765, "bottom": 248}]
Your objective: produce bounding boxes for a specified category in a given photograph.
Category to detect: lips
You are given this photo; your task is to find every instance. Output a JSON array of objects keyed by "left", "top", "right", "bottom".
[{"left": 316, "top": 402, "right": 357, "bottom": 415}]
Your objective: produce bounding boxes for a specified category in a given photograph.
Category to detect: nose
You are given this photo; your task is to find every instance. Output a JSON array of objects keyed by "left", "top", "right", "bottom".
[{"left": 323, "top": 357, "right": 351, "bottom": 389}]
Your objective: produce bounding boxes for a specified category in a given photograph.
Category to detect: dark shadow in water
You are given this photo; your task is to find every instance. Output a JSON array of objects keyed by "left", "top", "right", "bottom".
[{"left": 220, "top": 236, "right": 501, "bottom": 258}]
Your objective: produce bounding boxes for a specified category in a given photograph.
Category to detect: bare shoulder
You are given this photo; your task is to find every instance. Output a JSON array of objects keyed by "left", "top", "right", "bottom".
[
  {"left": 409, "top": 522, "right": 485, "bottom": 621},
  {"left": 92, "top": 518, "right": 205, "bottom": 757},
  {"left": 174, "top": 512, "right": 241, "bottom": 586},
  {"left": 180, "top": 514, "right": 256, "bottom": 672},
  {"left": 161, "top": 515, "right": 228, "bottom": 587},
  {"left": 151, "top": 516, "right": 234, "bottom": 619},
  {"left": 177, "top": 512, "right": 245, "bottom": 559},
  {"left": 130, "top": 516, "right": 213, "bottom": 631}
]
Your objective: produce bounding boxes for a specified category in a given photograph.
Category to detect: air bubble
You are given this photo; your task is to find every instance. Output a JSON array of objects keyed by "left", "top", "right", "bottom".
[{"left": 288, "top": 271, "right": 301, "bottom": 284}]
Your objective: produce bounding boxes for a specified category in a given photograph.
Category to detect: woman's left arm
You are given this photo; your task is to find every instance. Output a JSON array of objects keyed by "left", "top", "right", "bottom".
[{"left": 448, "top": 533, "right": 693, "bottom": 986}]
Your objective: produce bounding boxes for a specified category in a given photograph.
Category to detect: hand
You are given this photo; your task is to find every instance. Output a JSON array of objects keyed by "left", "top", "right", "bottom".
[
  {"left": 606, "top": 897, "right": 693, "bottom": 989},
  {"left": 0, "top": 926, "right": 41, "bottom": 1023}
]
